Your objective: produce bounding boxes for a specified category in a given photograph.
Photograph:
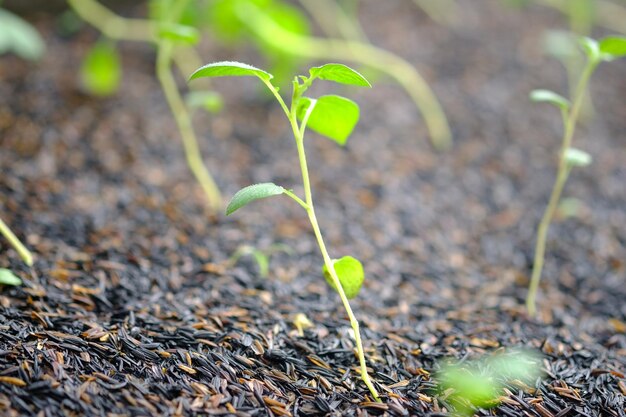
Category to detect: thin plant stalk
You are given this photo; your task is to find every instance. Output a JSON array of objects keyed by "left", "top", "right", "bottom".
[
  {"left": 261, "top": 79, "right": 381, "bottom": 401},
  {"left": 155, "top": 1, "right": 221, "bottom": 210},
  {"left": 526, "top": 58, "right": 597, "bottom": 316},
  {"left": 0, "top": 216, "right": 33, "bottom": 266}
]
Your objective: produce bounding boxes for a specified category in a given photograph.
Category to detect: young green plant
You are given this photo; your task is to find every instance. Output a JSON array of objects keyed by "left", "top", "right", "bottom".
[
  {"left": 190, "top": 61, "right": 380, "bottom": 401},
  {"left": 68, "top": 0, "right": 222, "bottom": 210},
  {"left": 526, "top": 35, "right": 626, "bottom": 316}
]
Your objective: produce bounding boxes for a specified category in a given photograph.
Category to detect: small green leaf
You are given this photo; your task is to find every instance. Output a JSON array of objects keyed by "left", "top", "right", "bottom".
[
  {"left": 189, "top": 61, "right": 273, "bottom": 82},
  {"left": 599, "top": 36, "right": 626, "bottom": 61},
  {"left": 579, "top": 36, "right": 600, "bottom": 62},
  {"left": 309, "top": 63, "right": 371, "bottom": 87},
  {"left": 439, "top": 365, "right": 499, "bottom": 410},
  {"left": 529, "top": 89, "right": 570, "bottom": 111},
  {"left": 80, "top": 41, "right": 121, "bottom": 97},
  {"left": 158, "top": 23, "right": 200, "bottom": 45},
  {"left": 0, "top": 268, "right": 22, "bottom": 286},
  {"left": 297, "top": 95, "right": 360, "bottom": 145},
  {"left": 0, "top": 8, "right": 45, "bottom": 61},
  {"left": 185, "top": 91, "right": 223, "bottom": 113},
  {"left": 322, "top": 256, "right": 364, "bottom": 299},
  {"left": 564, "top": 147, "right": 592, "bottom": 167},
  {"left": 226, "top": 183, "right": 285, "bottom": 215}
]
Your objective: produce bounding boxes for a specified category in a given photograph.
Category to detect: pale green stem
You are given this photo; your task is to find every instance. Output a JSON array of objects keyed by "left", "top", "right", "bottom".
[
  {"left": 155, "top": 6, "right": 222, "bottom": 211},
  {"left": 0, "top": 216, "right": 33, "bottom": 266},
  {"left": 239, "top": 2, "right": 452, "bottom": 151},
  {"left": 260, "top": 80, "right": 380, "bottom": 401},
  {"left": 526, "top": 58, "right": 598, "bottom": 316}
]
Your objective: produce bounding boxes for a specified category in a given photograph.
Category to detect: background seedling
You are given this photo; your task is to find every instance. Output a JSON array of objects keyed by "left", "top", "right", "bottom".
[
  {"left": 190, "top": 61, "right": 380, "bottom": 401},
  {"left": 526, "top": 35, "right": 626, "bottom": 316},
  {"left": 228, "top": 243, "right": 292, "bottom": 278},
  {"left": 68, "top": 0, "right": 222, "bottom": 210},
  {"left": 436, "top": 350, "right": 542, "bottom": 416},
  {"left": 0, "top": 217, "right": 33, "bottom": 267}
]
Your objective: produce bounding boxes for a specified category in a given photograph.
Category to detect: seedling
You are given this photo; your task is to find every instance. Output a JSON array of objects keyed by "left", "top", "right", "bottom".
[
  {"left": 436, "top": 350, "right": 542, "bottom": 416},
  {"left": 0, "top": 268, "right": 22, "bottom": 286},
  {"left": 228, "top": 244, "right": 292, "bottom": 278},
  {"left": 68, "top": 0, "right": 222, "bottom": 210},
  {"left": 0, "top": 216, "right": 33, "bottom": 267},
  {"left": 190, "top": 61, "right": 380, "bottom": 401},
  {"left": 526, "top": 35, "right": 626, "bottom": 316}
]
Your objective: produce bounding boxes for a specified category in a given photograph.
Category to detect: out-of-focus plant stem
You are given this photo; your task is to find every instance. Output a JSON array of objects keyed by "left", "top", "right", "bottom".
[{"left": 0, "top": 216, "right": 33, "bottom": 266}]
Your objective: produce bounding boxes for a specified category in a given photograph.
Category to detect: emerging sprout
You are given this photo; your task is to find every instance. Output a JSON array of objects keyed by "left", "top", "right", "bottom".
[{"left": 190, "top": 60, "right": 381, "bottom": 401}]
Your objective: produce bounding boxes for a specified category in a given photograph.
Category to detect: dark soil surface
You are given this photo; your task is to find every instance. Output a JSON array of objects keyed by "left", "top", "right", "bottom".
[{"left": 1, "top": 1, "right": 625, "bottom": 416}]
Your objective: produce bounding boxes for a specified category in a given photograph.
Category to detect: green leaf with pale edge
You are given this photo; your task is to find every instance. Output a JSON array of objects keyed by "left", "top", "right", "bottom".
[
  {"left": 80, "top": 41, "right": 121, "bottom": 97},
  {"left": 322, "top": 256, "right": 364, "bottom": 299},
  {"left": 226, "top": 183, "right": 285, "bottom": 215},
  {"left": 0, "top": 268, "right": 22, "bottom": 286},
  {"left": 297, "top": 95, "right": 360, "bottom": 145},
  {"left": 0, "top": 8, "right": 44, "bottom": 61},
  {"left": 309, "top": 63, "right": 371, "bottom": 87},
  {"left": 599, "top": 36, "right": 626, "bottom": 61},
  {"left": 529, "top": 89, "right": 570, "bottom": 111},
  {"left": 564, "top": 147, "right": 592, "bottom": 167},
  {"left": 580, "top": 37, "right": 600, "bottom": 62},
  {"left": 158, "top": 23, "right": 200, "bottom": 45},
  {"left": 189, "top": 61, "right": 273, "bottom": 82}
]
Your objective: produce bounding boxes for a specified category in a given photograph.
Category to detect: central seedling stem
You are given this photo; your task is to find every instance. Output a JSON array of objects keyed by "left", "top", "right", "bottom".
[{"left": 263, "top": 78, "right": 380, "bottom": 401}]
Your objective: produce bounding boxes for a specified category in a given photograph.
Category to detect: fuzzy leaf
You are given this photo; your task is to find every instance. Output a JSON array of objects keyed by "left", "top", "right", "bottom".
[
  {"left": 599, "top": 36, "right": 626, "bottom": 61},
  {"left": 564, "top": 147, "right": 592, "bottom": 167},
  {"left": 297, "top": 95, "right": 360, "bottom": 145},
  {"left": 529, "top": 89, "right": 570, "bottom": 111},
  {"left": 309, "top": 63, "right": 371, "bottom": 87},
  {"left": 226, "top": 183, "right": 285, "bottom": 215},
  {"left": 189, "top": 61, "right": 272, "bottom": 82},
  {"left": 0, "top": 8, "right": 44, "bottom": 61},
  {"left": 158, "top": 23, "right": 200, "bottom": 45},
  {"left": 322, "top": 256, "right": 364, "bottom": 299},
  {"left": 0, "top": 268, "right": 22, "bottom": 286},
  {"left": 80, "top": 41, "right": 121, "bottom": 97},
  {"left": 579, "top": 37, "right": 600, "bottom": 62}
]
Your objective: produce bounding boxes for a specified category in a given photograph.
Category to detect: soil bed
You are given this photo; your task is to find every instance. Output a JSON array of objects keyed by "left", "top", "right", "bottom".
[{"left": 1, "top": 1, "right": 625, "bottom": 416}]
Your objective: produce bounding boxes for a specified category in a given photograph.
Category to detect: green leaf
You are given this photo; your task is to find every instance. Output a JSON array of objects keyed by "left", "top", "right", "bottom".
[
  {"left": 579, "top": 36, "right": 600, "bottom": 62},
  {"left": 599, "top": 36, "right": 626, "bottom": 61},
  {"left": 0, "top": 8, "right": 45, "bottom": 61},
  {"left": 322, "top": 256, "right": 364, "bottom": 299},
  {"left": 309, "top": 63, "right": 371, "bottom": 87},
  {"left": 297, "top": 95, "right": 360, "bottom": 145},
  {"left": 0, "top": 268, "right": 22, "bottom": 286},
  {"left": 80, "top": 41, "right": 121, "bottom": 97},
  {"left": 529, "top": 89, "right": 570, "bottom": 111},
  {"left": 439, "top": 365, "right": 499, "bottom": 410},
  {"left": 564, "top": 147, "right": 592, "bottom": 167},
  {"left": 189, "top": 61, "right": 273, "bottom": 82},
  {"left": 226, "top": 183, "right": 285, "bottom": 215},
  {"left": 158, "top": 23, "right": 200, "bottom": 45}
]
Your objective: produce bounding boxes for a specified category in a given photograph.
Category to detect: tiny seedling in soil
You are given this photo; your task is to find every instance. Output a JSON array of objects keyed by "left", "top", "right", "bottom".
[
  {"left": 228, "top": 244, "right": 292, "bottom": 278},
  {"left": 0, "top": 216, "right": 33, "bottom": 267},
  {"left": 526, "top": 35, "right": 626, "bottom": 316},
  {"left": 0, "top": 268, "right": 22, "bottom": 286},
  {"left": 190, "top": 61, "right": 380, "bottom": 401},
  {"left": 436, "top": 350, "right": 542, "bottom": 416}
]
